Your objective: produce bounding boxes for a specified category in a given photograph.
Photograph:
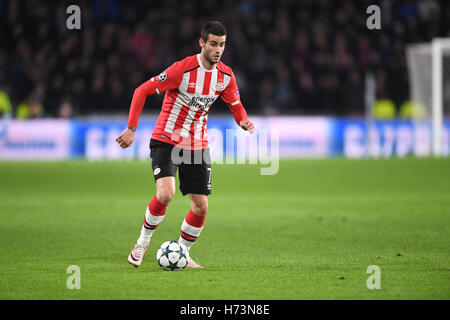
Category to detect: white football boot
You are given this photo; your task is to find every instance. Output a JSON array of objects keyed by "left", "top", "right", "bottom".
[{"left": 128, "top": 243, "right": 147, "bottom": 267}]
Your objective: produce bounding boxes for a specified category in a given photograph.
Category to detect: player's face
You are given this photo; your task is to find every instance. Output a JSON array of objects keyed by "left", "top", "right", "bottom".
[{"left": 200, "top": 34, "right": 226, "bottom": 65}]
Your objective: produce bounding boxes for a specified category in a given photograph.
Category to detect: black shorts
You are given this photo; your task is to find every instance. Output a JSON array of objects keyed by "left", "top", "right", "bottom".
[{"left": 149, "top": 139, "right": 212, "bottom": 196}]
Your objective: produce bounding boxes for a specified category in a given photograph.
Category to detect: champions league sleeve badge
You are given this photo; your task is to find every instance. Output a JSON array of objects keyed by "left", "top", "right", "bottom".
[{"left": 156, "top": 71, "right": 167, "bottom": 81}]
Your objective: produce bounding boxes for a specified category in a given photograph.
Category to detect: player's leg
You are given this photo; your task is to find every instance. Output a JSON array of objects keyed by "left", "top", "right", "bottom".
[
  {"left": 178, "top": 193, "right": 208, "bottom": 268},
  {"left": 128, "top": 139, "right": 177, "bottom": 267},
  {"left": 136, "top": 176, "right": 175, "bottom": 246},
  {"left": 177, "top": 147, "right": 211, "bottom": 268}
]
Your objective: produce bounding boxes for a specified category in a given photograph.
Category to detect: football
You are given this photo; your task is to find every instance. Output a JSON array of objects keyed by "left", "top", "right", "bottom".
[{"left": 156, "top": 241, "right": 188, "bottom": 271}]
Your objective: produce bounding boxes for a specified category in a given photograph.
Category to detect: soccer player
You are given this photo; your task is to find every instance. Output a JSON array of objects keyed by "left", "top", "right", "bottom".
[{"left": 116, "top": 21, "right": 255, "bottom": 268}]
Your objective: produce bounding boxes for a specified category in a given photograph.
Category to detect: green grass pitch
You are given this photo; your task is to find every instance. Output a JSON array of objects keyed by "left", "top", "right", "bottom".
[{"left": 0, "top": 158, "right": 449, "bottom": 299}]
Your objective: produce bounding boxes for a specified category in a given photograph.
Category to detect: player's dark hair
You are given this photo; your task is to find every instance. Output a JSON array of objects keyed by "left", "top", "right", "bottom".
[{"left": 201, "top": 21, "right": 227, "bottom": 42}]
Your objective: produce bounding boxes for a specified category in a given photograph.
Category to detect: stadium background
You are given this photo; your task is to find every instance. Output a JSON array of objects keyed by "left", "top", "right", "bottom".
[
  {"left": 1, "top": 0, "right": 450, "bottom": 160},
  {"left": 2, "top": 0, "right": 450, "bottom": 117},
  {"left": 0, "top": 0, "right": 450, "bottom": 301}
]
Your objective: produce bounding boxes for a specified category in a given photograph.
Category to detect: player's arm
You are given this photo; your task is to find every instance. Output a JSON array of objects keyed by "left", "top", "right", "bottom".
[
  {"left": 220, "top": 71, "right": 255, "bottom": 133},
  {"left": 116, "top": 63, "right": 183, "bottom": 148}
]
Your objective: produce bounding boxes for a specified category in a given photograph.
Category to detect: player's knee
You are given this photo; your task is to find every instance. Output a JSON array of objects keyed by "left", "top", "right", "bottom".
[
  {"left": 191, "top": 201, "right": 208, "bottom": 216},
  {"left": 156, "top": 189, "right": 174, "bottom": 204}
]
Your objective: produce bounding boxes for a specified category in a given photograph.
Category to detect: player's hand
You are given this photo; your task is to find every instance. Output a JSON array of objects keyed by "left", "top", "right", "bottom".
[
  {"left": 239, "top": 119, "right": 255, "bottom": 133},
  {"left": 115, "top": 127, "right": 135, "bottom": 148}
]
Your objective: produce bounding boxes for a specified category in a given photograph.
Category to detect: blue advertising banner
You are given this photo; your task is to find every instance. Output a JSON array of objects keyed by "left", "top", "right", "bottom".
[
  {"left": 1, "top": 117, "right": 449, "bottom": 160},
  {"left": 0, "top": 119, "right": 70, "bottom": 160},
  {"left": 69, "top": 117, "right": 235, "bottom": 160},
  {"left": 332, "top": 119, "right": 450, "bottom": 158},
  {"left": 69, "top": 116, "right": 331, "bottom": 161}
]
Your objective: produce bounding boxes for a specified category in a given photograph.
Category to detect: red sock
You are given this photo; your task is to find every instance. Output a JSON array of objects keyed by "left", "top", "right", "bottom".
[
  {"left": 179, "top": 209, "right": 207, "bottom": 247},
  {"left": 138, "top": 196, "right": 168, "bottom": 246},
  {"left": 148, "top": 195, "right": 167, "bottom": 216},
  {"left": 185, "top": 209, "right": 206, "bottom": 228}
]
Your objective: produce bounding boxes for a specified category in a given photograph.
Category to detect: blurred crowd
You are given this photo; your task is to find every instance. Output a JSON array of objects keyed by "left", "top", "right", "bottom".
[{"left": 0, "top": 0, "right": 449, "bottom": 119}]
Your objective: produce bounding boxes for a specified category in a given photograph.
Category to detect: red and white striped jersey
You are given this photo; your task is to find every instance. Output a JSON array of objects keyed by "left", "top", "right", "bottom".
[{"left": 127, "top": 54, "right": 248, "bottom": 150}]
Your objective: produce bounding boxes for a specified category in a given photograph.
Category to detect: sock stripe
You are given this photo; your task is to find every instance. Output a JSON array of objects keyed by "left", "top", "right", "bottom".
[
  {"left": 181, "top": 220, "right": 203, "bottom": 237},
  {"left": 180, "top": 231, "right": 198, "bottom": 242},
  {"left": 143, "top": 219, "right": 158, "bottom": 230}
]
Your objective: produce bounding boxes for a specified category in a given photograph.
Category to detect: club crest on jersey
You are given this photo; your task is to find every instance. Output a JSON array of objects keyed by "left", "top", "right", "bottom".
[
  {"left": 215, "top": 82, "right": 225, "bottom": 91},
  {"left": 156, "top": 72, "right": 167, "bottom": 81}
]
